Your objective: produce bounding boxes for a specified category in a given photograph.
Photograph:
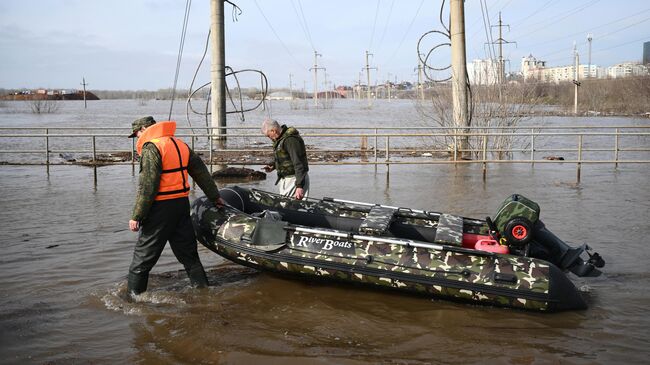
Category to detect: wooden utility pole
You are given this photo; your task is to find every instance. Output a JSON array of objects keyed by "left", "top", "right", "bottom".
[
  {"left": 364, "top": 50, "right": 376, "bottom": 107},
  {"left": 309, "top": 51, "right": 324, "bottom": 107},
  {"left": 450, "top": 0, "right": 469, "bottom": 155},
  {"left": 210, "top": 0, "right": 226, "bottom": 146},
  {"left": 80, "top": 77, "right": 88, "bottom": 109}
]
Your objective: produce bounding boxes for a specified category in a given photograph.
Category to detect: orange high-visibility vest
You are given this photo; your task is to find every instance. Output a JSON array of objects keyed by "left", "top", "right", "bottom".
[{"left": 136, "top": 121, "right": 190, "bottom": 200}]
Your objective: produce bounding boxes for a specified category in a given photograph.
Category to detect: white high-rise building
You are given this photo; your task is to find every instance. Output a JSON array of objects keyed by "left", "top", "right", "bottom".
[
  {"left": 607, "top": 62, "right": 649, "bottom": 78},
  {"left": 521, "top": 54, "right": 603, "bottom": 83},
  {"left": 467, "top": 59, "right": 500, "bottom": 85}
]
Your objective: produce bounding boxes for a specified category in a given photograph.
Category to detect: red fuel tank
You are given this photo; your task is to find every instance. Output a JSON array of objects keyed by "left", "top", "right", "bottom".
[{"left": 475, "top": 239, "right": 509, "bottom": 254}]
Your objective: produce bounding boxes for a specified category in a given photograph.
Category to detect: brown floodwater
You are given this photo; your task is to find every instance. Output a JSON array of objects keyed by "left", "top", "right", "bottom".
[{"left": 1, "top": 100, "right": 649, "bottom": 364}]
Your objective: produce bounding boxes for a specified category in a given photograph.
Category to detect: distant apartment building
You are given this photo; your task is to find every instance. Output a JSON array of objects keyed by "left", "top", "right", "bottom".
[
  {"left": 521, "top": 55, "right": 547, "bottom": 82},
  {"left": 606, "top": 62, "right": 649, "bottom": 78},
  {"left": 521, "top": 54, "right": 601, "bottom": 83},
  {"left": 643, "top": 41, "right": 650, "bottom": 65},
  {"left": 467, "top": 59, "right": 500, "bottom": 85}
]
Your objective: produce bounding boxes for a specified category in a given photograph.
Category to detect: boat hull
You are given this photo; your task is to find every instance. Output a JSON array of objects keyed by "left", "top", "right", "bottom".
[{"left": 191, "top": 195, "right": 587, "bottom": 311}]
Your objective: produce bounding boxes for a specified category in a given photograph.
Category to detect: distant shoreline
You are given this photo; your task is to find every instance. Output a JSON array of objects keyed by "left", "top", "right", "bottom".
[{"left": 0, "top": 90, "right": 99, "bottom": 101}]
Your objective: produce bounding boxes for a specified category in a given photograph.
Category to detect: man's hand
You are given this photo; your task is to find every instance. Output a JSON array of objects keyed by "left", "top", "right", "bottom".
[
  {"left": 294, "top": 187, "right": 305, "bottom": 200},
  {"left": 262, "top": 164, "right": 274, "bottom": 173},
  {"left": 214, "top": 197, "right": 226, "bottom": 208},
  {"left": 129, "top": 220, "right": 140, "bottom": 232}
]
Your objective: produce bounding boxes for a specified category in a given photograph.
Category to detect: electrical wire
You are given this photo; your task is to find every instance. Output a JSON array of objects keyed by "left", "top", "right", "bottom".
[
  {"left": 513, "top": 0, "right": 601, "bottom": 40},
  {"left": 368, "top": 0, "right": 381, "bottom": 51},
  {"left": 290, "top": 0, "right": 315, "bottom": 51},
  {"left": 375, "top": 0, "right": 395, "bottom": 54},
  {"left": 253, "top": 0, "right": 306, "bottom": 71},
  {"left": 185, "top": 2, "right": 269, "bottom": 135},
  {"left": 169, "top": 0, "right": 192, "bottom": 120},
  {"left": 385, "top": 0, "right": 425, "bottom": 66},
  {"left": 297, "top": 0, "right": 315, "bottom": 50}
]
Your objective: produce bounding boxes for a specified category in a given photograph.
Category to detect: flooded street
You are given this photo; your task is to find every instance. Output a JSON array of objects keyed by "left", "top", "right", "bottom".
[{"left": 1, "top": 100, "right": 649, "bottom": 364}]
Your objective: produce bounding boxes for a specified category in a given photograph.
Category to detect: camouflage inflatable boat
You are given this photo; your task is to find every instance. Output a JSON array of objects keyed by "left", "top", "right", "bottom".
[{"left": 191, "top": 187, "right": 605, "bottom": 311}]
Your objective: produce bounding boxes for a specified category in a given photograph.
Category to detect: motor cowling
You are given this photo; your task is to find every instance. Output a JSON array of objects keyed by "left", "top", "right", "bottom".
[{"left": 492, "top": 194, "right": 539, "bottom": 247}]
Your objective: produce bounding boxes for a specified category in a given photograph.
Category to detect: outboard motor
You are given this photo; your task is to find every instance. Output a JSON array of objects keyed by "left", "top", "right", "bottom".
[{"left": 490, "top": 194, "right": 605, "bottom": 277}]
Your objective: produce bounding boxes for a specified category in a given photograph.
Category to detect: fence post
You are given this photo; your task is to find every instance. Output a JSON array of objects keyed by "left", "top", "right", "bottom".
[
  {"left": 209, "top": 136, "right": 214, "bottom": 174},
  {"left": 374, "top": 128, "right": 378, "bottom": 165},
  {"left": 577, "top": 135, "right": 583, "bottom": 183},
  {"left": 45, "top": 128, "right": 49, "bottom": 166},
  {"left": 531, "top": 128, "right": 535, "bottom": 166},
  {"left": 385, "top": 136, "right": 390, "bottom": 174},
  {"left": 92, "top": 136, "right": 97, "bottom": 162},
  {"left": 131, "top": 137, "right": 135, "bottom": 166},
  {"left": 482, "top": 134, "right": 488, "bottom": 179},
  {"left": 453, "top": 134, "right": 458, "bottom": 162},
  {"left": 614, "top": 128, "right": 619, "bottom": 169}
]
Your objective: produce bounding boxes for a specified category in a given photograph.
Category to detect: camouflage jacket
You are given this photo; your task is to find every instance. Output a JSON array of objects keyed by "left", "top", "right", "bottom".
[
  {"left": 272, "top": 125, "right": 309, "bottom": 187},
  {"left": 131, "top": 142, "right": 220, "bottom": 221}
]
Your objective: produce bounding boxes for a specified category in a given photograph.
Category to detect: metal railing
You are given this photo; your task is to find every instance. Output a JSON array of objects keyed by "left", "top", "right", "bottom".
[{"left": 1, "top": 125, "right": 649, "bottom": 182}]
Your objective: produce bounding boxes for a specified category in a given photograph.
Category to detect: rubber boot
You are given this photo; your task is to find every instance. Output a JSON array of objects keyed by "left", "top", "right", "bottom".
[
  {"left": 127, "top": 272, "right": 149, "bottom": 297},
  {"left": 186, "top": 265, "right": 209, "bottom": 288}
]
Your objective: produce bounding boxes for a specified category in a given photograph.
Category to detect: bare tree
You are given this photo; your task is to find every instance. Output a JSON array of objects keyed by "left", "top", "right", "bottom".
[
  {"left": 28, "top": 99, "right": 60, "bottom": 114},
  {"left": 415, "top": 81, "right": 542, "bottom": 160}
]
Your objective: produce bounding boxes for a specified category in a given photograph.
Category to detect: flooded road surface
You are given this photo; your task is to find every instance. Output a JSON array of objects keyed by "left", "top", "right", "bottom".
[
  {"left": 1, "top": 99, "right": 649, "bottom": 363},
  {"left": 1, "top": 160, "right": 649, "bottom": 364}
]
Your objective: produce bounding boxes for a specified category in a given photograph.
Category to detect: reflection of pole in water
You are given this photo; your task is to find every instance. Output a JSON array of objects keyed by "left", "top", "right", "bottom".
[{"left": 360, "top": 135, "right": 368, "bottom": 162}]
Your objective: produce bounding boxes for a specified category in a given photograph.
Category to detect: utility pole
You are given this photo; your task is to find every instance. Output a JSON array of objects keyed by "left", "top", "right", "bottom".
[
  {"left": 80, "top": 77, "right": 88, "bottom": 109},
  {"left": 309, "top": 51, "right": 324, "bottom": 107},
  {"left": 587, "top": 33, "right": 593, "bottom": 78},
  {"left": 450, "top": 0, "right": 470, "bottom": 155},
  {"left": 210, "top": 0, "right": 226, "bottom": 147},
  {"left": 357, "top": 72, "right": 362, "bottom": 100},
  {"left": 415, "top": 56, "right": 424, "bottom": 100},
  {"left": 490, "top": 12, "right": 514, "bottom": 85},
  {"left": 573, "top": 43, "right": 581, "bottom": 115},
  {"left": 324, "top": 73, "right": 329, "bottom": 104},
  {"left": 364, "top": 50, "right": 377, "bottom": 107},
  {"left": 289, "top": 73, "right": 293, "bottom": 100},
  {"left": 387, "top": 72, "right": 392, "bottom": 102}
]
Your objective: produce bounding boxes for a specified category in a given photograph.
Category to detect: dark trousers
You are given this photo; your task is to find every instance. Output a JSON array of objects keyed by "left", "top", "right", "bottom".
[{"left": 127, "top": 197, "right": 208, "bottom": 294}]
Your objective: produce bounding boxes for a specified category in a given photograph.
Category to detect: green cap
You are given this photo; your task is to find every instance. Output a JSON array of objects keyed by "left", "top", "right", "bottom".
[{"left": 128, "top": 116, "right": 156, "bottom": 138}]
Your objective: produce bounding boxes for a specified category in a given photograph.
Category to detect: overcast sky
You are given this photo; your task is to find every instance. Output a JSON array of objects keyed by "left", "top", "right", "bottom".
[{"left": 1, "top": 0, "right": 648, "bottom": 91}]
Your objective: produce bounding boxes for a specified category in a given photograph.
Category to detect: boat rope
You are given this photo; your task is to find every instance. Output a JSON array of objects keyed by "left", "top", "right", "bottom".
[{"left": 169, "top": 0, "right": 192, "bottom": 121}]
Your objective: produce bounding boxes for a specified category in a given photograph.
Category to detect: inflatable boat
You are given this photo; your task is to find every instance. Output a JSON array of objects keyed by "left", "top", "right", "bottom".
[{"left": 191, "top": 187, "right": 605, "bottom": 311}]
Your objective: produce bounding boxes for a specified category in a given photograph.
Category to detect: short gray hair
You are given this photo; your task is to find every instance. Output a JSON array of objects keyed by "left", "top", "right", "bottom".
[{"left": 261, "top": 119, "right": 281, "bottom": 134}]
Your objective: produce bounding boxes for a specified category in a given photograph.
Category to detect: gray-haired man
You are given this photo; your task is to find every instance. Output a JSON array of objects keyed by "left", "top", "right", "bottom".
[{"left": 261, "top": 119, "right": 310, "bottom": 200}]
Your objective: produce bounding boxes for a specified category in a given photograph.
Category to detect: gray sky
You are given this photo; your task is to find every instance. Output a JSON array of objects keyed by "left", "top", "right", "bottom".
[{"left": 1, "top": 0, "right": 648, "bottom": 91}]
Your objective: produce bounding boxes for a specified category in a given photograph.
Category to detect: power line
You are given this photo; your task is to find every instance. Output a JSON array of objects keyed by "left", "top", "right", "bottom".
[
  {"left": 375, "top": 0, "right": 395, "bottom": 54},
  {"left": 368, "top": 0, "right": 381, "bottom": 51},
  {"left": 385, "top": 0, "right": 425, "bottom": 66},
  {"left": 538, "top": 17, "right": 650, "bottom": 61},
  {"left": 290, "top": 0, "right": 314, "bottom": 51},
  {"left": 480, "top": 0, "right": 495, "bottom": 60},
  {"left": 296, "top": 0, "right": 316, "bottom": 51},
  {"left": 513, "top": 0, "right": 602, "bottom": 39},
  {"left": 253, "top": 0, "right": 306, "bottom": 71},
  {"left": 534, "top": 10, "right": 650, "bottom": 48},
  {"left": 511, "top": 0, "right": 560, "bottom": 27}
]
